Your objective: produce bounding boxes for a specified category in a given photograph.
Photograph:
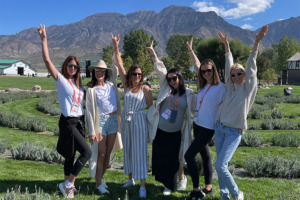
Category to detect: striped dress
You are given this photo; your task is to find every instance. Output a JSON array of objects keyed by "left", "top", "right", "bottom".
[{"left": 121, "top": 86, "right": 148, "bottom": 179}]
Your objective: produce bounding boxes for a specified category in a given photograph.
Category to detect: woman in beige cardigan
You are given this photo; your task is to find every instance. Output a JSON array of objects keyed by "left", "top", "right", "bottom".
[{"left": 86, "top": 60, "right": 122, "bottom": 195}]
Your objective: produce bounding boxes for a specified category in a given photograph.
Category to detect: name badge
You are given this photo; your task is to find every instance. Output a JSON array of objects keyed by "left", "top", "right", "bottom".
[
  {"left": 162, "top": 108, "right": 172, "bottom": 120},
  {"left": 71, "top": 102, "right": 80, "bottom": 114}
]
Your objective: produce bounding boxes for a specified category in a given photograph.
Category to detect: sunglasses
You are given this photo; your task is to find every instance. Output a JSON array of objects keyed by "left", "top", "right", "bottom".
[
  {"left": 201, "top": 69, "right": 213, "bottom": 74},
  {"left": 132, "top": 72, "right": 142, "bottom": 77},
  {"left": 68, "top": 64, "right": 79, "bottom": 69},
  {"left": 167, "top": 76, "right": 178, "bottom": 82},
  {"left": 230, "top": 72, "right": 244, "bottom": 77},
  {"left": 94, "top": 68, "right": 106, "bottom": 72}
]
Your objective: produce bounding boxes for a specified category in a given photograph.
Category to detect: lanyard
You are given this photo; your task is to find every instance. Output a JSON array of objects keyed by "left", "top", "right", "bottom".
[
  {"left": 168, "top": 92, "right": 181, "bottom": 110},
  {"left": 68, "top": 79, "right": 81, "bottom": 104},
  {"left": 196, "top": 84, "right": 212, "bottom": 110}
]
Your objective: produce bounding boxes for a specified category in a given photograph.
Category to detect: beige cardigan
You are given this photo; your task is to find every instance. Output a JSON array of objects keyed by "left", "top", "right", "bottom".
[
  {"left": 86, "top": 66, "right": 123, "bottom": 177},
  {"left": 146, "top": 61, "right": 196, "bottom": 164}
]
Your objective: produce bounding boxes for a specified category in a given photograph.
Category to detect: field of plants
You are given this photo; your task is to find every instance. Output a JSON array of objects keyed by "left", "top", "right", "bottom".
[{"left": 0, "top": 76, "right": 299, "bottom": 200}]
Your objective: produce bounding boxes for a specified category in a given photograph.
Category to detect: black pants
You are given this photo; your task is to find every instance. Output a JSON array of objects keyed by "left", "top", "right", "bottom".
[
  {"left": 152, "top": 128, "right": 181, "bottom": 191},
  {"left": 58, "top": 115, "right": 92, "bottom": 177},
  {"left": 184, "top": 122, "right": 214, "bottom": 188}
]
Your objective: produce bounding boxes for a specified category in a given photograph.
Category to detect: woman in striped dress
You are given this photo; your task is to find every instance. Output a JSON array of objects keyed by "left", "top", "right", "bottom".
[{"left": 112, "top": 34, "right": 153, "bottom": 198}]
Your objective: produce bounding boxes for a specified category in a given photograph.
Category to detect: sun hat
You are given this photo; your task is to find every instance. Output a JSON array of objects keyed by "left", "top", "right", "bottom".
[{"left": 88, "top": 60, "right": 112, "bottom": 73}]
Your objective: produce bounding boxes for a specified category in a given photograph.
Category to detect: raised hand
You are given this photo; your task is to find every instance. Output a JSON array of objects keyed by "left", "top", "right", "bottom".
[
  {"left": 256, "top": 25, "right": 268, "bottom": 42},
  {"left": 111, "top": 33, "right": 120, "bottom": 49},
  {"left": 186, "top": 37, "right": 193, "bottom": 52},
  {"left": 37, "top": 24, "right": 46, "bottom": 40},
  {"left": 218, "top": 32, "right": 228, "bottom": 44},
  {"left": 144, "top": 40, "right": 155, "bottom": 55}
]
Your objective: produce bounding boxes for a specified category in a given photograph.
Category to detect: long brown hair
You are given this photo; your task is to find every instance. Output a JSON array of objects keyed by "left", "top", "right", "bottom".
[
  {"left": 125, "top": 64, "right": 144, "bottom": 88},
  {"left": 197, "top": 59, "right": 220, "bottom": 89},
  {"left": 61, "top": 56, "right": 82, "bottom": 88}
]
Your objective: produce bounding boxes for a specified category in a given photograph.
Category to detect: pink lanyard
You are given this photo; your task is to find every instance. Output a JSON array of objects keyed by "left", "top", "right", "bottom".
[
  {"left": 196, "top": 85, "right": 212, "bottom": 110},
  {"left": 68, "top": 80, "right": 81, "bottom": 104},
  {"left": 168, "top": 93, "right": 181, "bottom": 110}
]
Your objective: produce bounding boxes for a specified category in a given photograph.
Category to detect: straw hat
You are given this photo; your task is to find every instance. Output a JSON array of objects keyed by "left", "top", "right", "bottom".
[{"left": 88, "top": 60, "right": 112, "bottom": 73}]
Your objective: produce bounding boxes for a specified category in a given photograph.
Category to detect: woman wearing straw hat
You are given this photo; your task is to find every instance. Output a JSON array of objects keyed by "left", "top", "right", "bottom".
[
  {"left": 86, "top": 60, "right": 123, "bottom": 194},
  {"left": 37, "top": 24, "right": 91, "bottom": 199}
]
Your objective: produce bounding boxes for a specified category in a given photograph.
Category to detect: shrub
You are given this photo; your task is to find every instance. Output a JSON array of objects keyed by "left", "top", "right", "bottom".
[
  {"left": 264, "top": 92, "right": 282, "bottom": 98},
  {"left": 240, "top": 132, "right": 264, "bottom": 147},
  {"left": 37, "top": 98, "right": 60, "bottom": 116},
  {"left": 244, "top": 154, "right": 300, "bottom": 178},
  {"left": 53, "top": 127, "right": 60, "bottom": 136},
  {"left": 289, "top": 113, "right": 298, "bottom": 119},
  {"left": 247, "top": 108, "right": 263, "bottom": 119},
  {"left": 261, "top": 120, "right": 273, "bottom": 130},
  {"left": 0, "top": 110, "right": 47, "bottom": 132},
  {"left": 271, "top": 109, "right": 284, "bottom": 119},
  {"left": 271, "top": 133, "right": 300, "bottom": 147},
  {"left": 248, "top": 123, "right": 259, "bottom": 130},
  {"left": 11, "top": 141, "right": 64, "bottom": 164},
  {"left": 0, "top": 139, "right": 10, "bottom": 154},
  {"left": 0, "top": 92, "right": 34, "bottom": 104}
]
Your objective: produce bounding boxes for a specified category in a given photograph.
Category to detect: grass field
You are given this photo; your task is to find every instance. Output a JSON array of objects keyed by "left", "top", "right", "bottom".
[{"left": 0, "top": 77, "right": 300, "bottom": 199}]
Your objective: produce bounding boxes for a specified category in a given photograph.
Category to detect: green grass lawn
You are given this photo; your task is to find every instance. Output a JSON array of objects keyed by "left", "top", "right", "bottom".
[{"left": 0, "top": 158, "right": 299, "bottom": 200}]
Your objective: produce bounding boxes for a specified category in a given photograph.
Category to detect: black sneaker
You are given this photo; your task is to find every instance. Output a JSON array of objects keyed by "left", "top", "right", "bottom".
[
  {"left": 186, "top": 190, "right": 205, "bottom": 200},
  {"left": 202, "top": 188, "right": 213, "bottom": 195}
]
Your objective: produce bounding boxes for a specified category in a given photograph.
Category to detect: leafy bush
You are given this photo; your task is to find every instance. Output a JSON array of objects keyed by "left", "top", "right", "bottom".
[
  {"left": 0, "top": 139, "right": 10, "bottom": 154},
  {"left": 0, "top": 92, "right": 34, "bottom": 104},
  {"left": 261, "top": 120, "right": 273, "bottom": 130},
  {"left": 289, "top": 113, "right": 298, "bottom": 119},
  {"left": 244, "top": 154, "right": 300, "bottom": 178},
  {"left": 264, "top": 92, "right": 282, "bottom": 98},
  {"left": 37, "top": 98, "right": 60, "bottom": 116},
  {"left": 0, "top": 111, "right": 46, "bottom": 132},
  {"left": 271, "top": 133, "right": 300, "bottom": 147},
  {"left": 240, "top": 132, "right": 264, "bottom": 147},
  {"left": 11, "top": 141, "right": 64, "bottom": 164},
  {"left": 248, "top": 123, "right": 260, "bottom": 130},
  {"left": 53, "top": 127, "right": 60, "bottom": 136},
  {"left": 247, "top": 108, "right": 263, "bottom": 119},
  {"left": 271, "top": 109, "right": 284, "bottom": 119},
  {"left": 1, "top": 186, "right": 53, "bottom": 200},
  {"left": 285, "top": 94, "right": 300, "bottom": 104}
]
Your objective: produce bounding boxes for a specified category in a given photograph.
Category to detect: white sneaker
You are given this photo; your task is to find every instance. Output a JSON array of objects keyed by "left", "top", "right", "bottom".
[
  {"left": 235, "top": 191, "right": 244, "bottom": 200},
  {"left": 177, "top": 175, "right": 187, "bottom": 190},
  {"left": 101, "top": 179, "right": 108, "bottom": 189},
  {"left": 96, "top": 185, "right": 109, "bottom": 194},
  {"left": 139, "top": 186, "right": 146, "bottom": 198},
  {"left": 122, "top": 179, "right": 135, "bottom": 187},
  {"left": 163, "top": 187, "right": 171, "bottom": 195}
]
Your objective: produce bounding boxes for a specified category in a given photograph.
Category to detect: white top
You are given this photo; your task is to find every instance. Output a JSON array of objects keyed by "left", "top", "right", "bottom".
[
  {"left": 219, "top": 51, "right": 258, "bottom": 130},
  {"left": 55, "top": 73, "right": 84, "bottom": 117},
  {"left": 194, "top": 83, "right": 226, "bottom": 130},
  {"left": 95, "top": 83, "right": 117, "bottom": 115}
]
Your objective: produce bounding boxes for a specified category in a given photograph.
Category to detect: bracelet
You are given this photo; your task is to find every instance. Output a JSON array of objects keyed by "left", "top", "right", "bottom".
[{"left": 114, "top": 49, "right": 119, "bottom": 52}]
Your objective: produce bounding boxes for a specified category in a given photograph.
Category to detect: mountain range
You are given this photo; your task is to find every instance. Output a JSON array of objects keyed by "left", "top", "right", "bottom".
[{"left": 0, "top": 5, "right": 299, "bottom": 69}]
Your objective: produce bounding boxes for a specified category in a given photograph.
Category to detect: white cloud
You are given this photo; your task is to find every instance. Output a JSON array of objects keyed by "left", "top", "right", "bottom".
[
  {"left": 193, "top": 0, "right": 274, "bottom": 19},
  {"left": 241, "top": 24, "right": 254, "bottom": 29},
  {"left": 244, "top": 17, "right": 253, "bottom": 21}
]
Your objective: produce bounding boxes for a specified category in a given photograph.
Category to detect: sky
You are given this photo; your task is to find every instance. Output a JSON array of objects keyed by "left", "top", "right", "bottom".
[{"left": 0, "top": 0, "right": 299, "bottom": 35}]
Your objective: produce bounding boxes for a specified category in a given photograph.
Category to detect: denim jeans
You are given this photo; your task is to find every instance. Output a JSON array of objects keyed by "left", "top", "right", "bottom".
[{"left": 215, "top": 122, "right": 242, "bottom": 200}]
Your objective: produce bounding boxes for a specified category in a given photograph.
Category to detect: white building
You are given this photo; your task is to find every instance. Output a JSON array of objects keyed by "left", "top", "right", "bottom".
[
  {"left": 287, "top": 52, "right": 300, "bottom": 85},
  {"left": 0, "top": 59, "right": 36, "bottom": 76}
]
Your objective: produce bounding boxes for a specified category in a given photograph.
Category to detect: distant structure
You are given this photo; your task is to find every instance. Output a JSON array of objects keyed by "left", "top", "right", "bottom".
[
  {"left": 287, "top": 52, "right": 300, "bottom": 85},
  {"left": 0, "top": 59, "right": 36, "bottom": 76}
]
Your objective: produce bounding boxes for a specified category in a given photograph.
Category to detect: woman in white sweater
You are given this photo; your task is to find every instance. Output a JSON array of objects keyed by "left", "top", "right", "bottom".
[{"left": 215, "top": 25, "right": 268, "bottom": 200}]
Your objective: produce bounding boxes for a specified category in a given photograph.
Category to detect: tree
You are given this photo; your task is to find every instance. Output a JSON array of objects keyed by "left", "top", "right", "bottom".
[
  {"left": 161, "top": 56, "right": 175, "bottom": 70},
  {"left": 196, "top": 37, "right": 250, "bottom": 82},
  {"left": 166, "top": 34, "right": 199, "bottom": 80},
  {"left": 101, "top": 45, "right": 113, "bottom": 67},
  {"left": 122, "top": 29, "right": 157, "bottom": 77},
  {"left": 262, "top": 68, "right": 277, "bottom": 84},
  {"left": 257, "top": 54, "right": 271, "bottom": 84},
  {"left": 277, "top": 35, "right": 299, "bottom": 81}
]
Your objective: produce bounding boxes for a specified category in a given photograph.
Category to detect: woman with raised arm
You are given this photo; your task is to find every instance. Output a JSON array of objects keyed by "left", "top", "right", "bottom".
[
  {"left": 37, "top": 24, "right": 91, "bottom": 199},
  {"left": 111, "top": 34, "right": 153, "bottom": 198},
  {"left": 184, "top": 37, "right": 226, "bottom": 200},
  {"left": 216, "top": 25, "right": 268, "bottom": 200},
  {"left": 85, "top": 57, "right": 123, "bottom": 195},
  {"left": 145, "top": 41, "right": 196, "bottom": 196}
]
